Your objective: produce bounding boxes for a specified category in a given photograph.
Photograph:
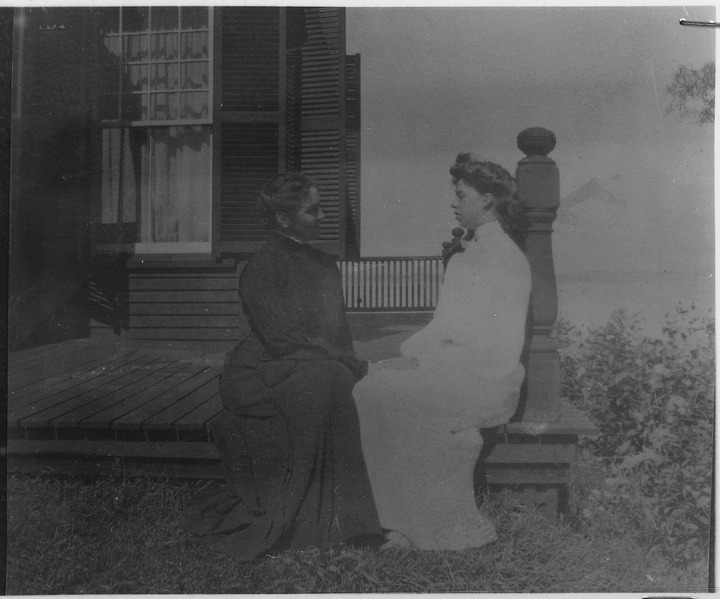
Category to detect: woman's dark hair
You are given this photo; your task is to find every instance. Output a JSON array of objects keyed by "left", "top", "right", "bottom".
[
  {"left": 449, "top": 153, "right": 527, "bottom": 248},
  {"left": 258, "top": 172, "right": 316, "bottom": 228}
]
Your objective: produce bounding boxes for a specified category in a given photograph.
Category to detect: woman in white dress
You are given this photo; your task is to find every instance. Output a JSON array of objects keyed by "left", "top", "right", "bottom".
[{"left": 354, "top": 154, "right": 531, "bottom": 550}]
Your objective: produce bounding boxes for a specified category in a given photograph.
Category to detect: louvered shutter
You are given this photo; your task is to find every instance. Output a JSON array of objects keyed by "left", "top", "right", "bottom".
[
  {"left": 216, "top": 7, "right": 353, "bottom": 256},
  {"left": 217, "top": 7, "right": 282, "bottom": 250},
  {"left": 344, "top": 53, "right": 361, "bottom": 258},
  {"left": 287, "top": 8, "right": 347, "bottom": 256}
]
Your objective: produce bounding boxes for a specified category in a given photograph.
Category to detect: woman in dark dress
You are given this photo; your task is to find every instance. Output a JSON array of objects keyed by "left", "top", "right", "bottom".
[{"left": 183, "top": 173, "right": 383, "bottom": 560}]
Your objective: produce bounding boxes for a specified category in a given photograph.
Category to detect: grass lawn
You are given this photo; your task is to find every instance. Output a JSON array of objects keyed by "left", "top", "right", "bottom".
[{"left": 6, "top": 455, "right": 710, "bottom": 594}]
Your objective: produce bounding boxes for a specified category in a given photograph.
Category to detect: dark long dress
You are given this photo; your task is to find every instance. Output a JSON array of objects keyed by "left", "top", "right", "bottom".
[{"left": 182, "top": 232, "right": 382, "bottom": 560}]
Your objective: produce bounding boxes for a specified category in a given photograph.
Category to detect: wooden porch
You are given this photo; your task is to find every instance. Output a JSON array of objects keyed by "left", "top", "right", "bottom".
[
  {"left": 7, "top": 313, "right": 597, "bottom": 515},
  {"left": 6, "top": 314, "right": 421, "bottom": 472},
  {"left": 7, "top": 314, "right": 426, "bottom": 447}
]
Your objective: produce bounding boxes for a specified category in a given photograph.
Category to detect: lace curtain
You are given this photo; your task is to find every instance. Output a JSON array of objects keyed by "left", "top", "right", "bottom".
[
  {"left": 101, "top": 126, "right": 211, "bottom": 243},
  {"left": 99, "top": 11, "right": 211, "bottom": 246},
  {"left": 103, "top": 28, "right": 209, "bottom": 121}
]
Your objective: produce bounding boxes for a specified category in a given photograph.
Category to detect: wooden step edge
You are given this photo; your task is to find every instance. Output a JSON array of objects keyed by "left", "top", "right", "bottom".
[
  {"left": 7, "top": 439, "right": 220, "bottom": 461},
  {"left": 9, "top": 437, "right": 579, "bottom": 466}
]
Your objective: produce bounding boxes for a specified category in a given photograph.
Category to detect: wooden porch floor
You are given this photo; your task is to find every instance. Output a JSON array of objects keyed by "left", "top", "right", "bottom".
[
  {"left": 8, "top": 314, "right": 427, "bottom": 443},
  {"left": 9, "top": 338, "right": 228, "bottom": 444},
  {"left": 7, "top": 313, "right": 597, "bottom": 483}
]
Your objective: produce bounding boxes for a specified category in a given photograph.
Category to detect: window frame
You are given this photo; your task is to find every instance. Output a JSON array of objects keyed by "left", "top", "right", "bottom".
[{"left": 96, "top": 7, "right": 214, "bottom": 255}]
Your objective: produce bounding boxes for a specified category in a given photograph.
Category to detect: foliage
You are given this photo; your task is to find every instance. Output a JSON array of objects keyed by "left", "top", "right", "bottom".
[
  {"left": 666, "top": 61, "right": 715, "bottom": 124},
  {"left": 556, "top": 306, "right": 714, "bottom": 563}
]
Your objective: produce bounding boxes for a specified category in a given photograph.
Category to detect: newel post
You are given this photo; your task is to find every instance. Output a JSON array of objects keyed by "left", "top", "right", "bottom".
[{"left": 516, "top": 127, "right": 561, "bottom": 422}]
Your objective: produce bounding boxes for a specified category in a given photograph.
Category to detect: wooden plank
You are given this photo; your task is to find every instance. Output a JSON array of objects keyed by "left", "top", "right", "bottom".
[
  {"left": 128, "top": 328, "right": 239, "bottom": 341},
  {"left": 9, "top": 348, "right": 112, "bottom": 396},
  {"left": 6, "top": 451, "right": 572, "bottom": 488},
  {"left": 129, "top": 303, "right": 239, "bottom": 316},
  {"left": 47, "top": 360, "right": 195, "bottom": 429},
  {"left": 8, "top": 338, "right": 83, "bottom": 368},
  {"left": 126, "top": 260, "right": 235, "bottom": 271},
  {"left": 7, "top": 455, "right": 225, "bottom": 480},
  {"left": 142, "top": 378, "right": 220, "bottom": 430},
  {"left": 11, "top": 351, "right": 152, "bottom": 424},
  {"left": 25, "top": 356, "right": 172, "bottom": 428},
  {"left": 173, "top": 393, "right": 223, "bottom": 431},
  {"left": 506, "top": 399, "right": 598, "bottom": 437},
  {"left": 79, "top": 361, "right": 206, "bottom": 429},
  {"left": 129, "top": 269, "right": 237, "bottom": 278},
  {"left": 10, "top": 453, "right": 568, "bottom": 486},
  {"left": 129, "top": 277, "right": 238, "bottom": 291},
  {"left": 129, "top": 290, "right": 240, "bottom": 303},
  {"left": 130, "top": 315, "right": 239, "bottom": 329},
  {"left": 486, "top": 467, "right": 570, "bottom": 487},
  {"left": 486, "top": 443, "right": 576, "bottom": 465},
  {"left": 6, "top": 441, "right": 576, "bottom": 488},
  {"left": 9, "top": 343, "right": 106, "bottom": 391},
  {"left": 9, "top": 348, "right": 140, "bottom": 412},
  {"left": 7, "top": 439, "right": 219, "bottom": 460},
  {"left": 113, "top": 368, "right": 220, "bottom": 430}
]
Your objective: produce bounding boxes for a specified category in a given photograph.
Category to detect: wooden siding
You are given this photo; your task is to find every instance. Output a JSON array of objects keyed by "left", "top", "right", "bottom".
[
  {"left": 121, "top": 256, "right": 444, "bottom": 342},
  {"left": 126, "top": 259, "right": 241, "bottom": 342}
]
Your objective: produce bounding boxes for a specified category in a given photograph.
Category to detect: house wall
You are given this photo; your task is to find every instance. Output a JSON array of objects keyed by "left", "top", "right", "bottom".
[
  {"left": 11, "top": 7, "right": 358, "bottom": 348},
  {"left": 10, "top": 8, "right": 97, "bottom": 349}
]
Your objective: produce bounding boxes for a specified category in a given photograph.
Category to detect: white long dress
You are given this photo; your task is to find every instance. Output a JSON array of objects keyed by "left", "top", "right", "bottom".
[{"left": 353, "top": 220, "right": 531, "bottom": 550}]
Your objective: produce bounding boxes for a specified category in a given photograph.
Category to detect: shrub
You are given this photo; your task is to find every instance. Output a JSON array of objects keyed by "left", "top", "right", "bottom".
[{"left": 556, "top": 306, "right": 714, "bottom": 564}]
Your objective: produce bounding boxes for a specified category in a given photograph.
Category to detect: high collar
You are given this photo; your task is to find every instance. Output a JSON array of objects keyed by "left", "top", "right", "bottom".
[
  {"left": 470, "top": 219, "right": 502, "bottom": 242},
  {"left": 273, "top": 230, "right": 308, "bottom": 246}
]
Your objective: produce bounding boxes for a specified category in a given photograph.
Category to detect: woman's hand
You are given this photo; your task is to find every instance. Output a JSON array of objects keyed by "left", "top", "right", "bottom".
[{"left": 371, "top": 357, "right": 419, "bottom": 371}]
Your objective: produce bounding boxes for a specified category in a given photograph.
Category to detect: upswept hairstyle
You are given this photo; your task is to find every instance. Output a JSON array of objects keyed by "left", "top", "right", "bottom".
[
  {"left": 449, "top": 153, "right": 526, "bottom": 247},
  {"left": 258, "top": 172, "right": 316, "bottom": 228}
]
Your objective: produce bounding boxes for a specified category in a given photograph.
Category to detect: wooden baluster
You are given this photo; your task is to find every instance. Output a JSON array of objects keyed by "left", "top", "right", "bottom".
[{"left": 516, "top": 127, "right": 561, "bottom": 421}]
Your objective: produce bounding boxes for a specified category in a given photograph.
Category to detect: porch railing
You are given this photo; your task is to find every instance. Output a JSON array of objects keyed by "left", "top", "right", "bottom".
[{"left": 338, "top": 257, "right": 442, "bottom": 311}]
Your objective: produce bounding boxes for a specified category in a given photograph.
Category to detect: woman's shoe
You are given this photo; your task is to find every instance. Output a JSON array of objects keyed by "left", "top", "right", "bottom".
[{"left": 380, "top": 530, "right": 415, "bottom": 550}]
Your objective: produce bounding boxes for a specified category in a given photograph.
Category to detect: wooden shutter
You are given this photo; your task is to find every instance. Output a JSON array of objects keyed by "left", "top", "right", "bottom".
[
  {"left": 289, "top": 8, "right": 347, "bottom": 256},
  {"left": 217, "top": 7, "right": 282, "bottom": 251},
  {"left": 345, "top": 53, "right": 361, "bottom": 257},
  {"left": 216, "top": 7, "right": 352, "bottom": 256}
]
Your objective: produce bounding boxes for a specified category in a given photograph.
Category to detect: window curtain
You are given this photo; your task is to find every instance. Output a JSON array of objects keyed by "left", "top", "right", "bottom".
[
  {"left": 102, "top": 126, "right": 210, "bottom": 244},
  {"left": 101, "top": 128, "right": 138, "bottom": 226},
  {"left": 142, "top": 126, "right": 211, "bottom": 243},
  {"left": 148, "top": 30, "right": 209, "bottom": 121},
  {"left": 100, "top": 18, "right": 211, "bottom": 247}
]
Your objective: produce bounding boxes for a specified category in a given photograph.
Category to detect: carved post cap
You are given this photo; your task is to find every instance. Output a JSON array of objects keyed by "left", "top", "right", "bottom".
[{"left": 517, "top": 127, "right": 556, "bottom": 157}]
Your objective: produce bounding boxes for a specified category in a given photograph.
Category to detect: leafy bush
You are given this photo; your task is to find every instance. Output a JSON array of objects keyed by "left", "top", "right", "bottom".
[{"left": 556, "top": 306, "right": 714, "bottom": 564}]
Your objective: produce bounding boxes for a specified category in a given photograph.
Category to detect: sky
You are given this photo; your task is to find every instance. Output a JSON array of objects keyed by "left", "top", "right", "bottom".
[{"left": 346, "top": 4, "right": 716, "bottom": 265}]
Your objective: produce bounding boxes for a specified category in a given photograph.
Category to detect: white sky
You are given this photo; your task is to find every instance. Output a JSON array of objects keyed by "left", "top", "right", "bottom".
[{"left": 346, "top": 4, "right": 716, "bottom": 259}]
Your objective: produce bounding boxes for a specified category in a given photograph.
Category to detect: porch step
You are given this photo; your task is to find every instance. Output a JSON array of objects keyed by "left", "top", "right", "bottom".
[{"left": 7, "top": 437, "right": 579, "bottom": 489}]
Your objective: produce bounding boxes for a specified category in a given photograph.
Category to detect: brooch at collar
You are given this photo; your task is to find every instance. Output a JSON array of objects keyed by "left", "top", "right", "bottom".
[{"left": 441, "top": 227, "right": 474, "bottom": 269}]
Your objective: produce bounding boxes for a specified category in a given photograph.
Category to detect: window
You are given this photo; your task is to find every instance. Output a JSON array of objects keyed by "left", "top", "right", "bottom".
[{"left": 97, "top": 7, "right": 213, "bottom": 253}]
